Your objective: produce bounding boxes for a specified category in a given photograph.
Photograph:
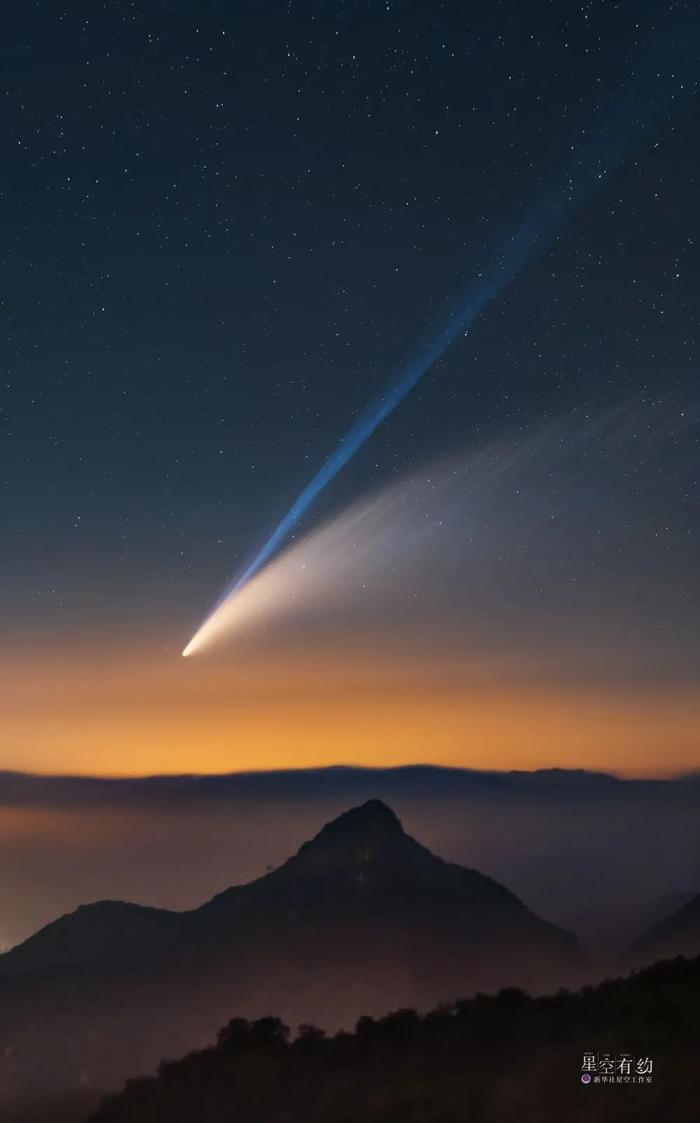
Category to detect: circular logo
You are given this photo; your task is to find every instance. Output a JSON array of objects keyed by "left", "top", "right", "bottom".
[{"left": 581, "top": 1073, "right": 592, "bottom": 1085}]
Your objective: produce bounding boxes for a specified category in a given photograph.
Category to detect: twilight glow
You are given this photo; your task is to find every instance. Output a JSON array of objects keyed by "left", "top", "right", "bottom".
[{"left": 6, "top": 404, "right": 693, "bottom": 783}]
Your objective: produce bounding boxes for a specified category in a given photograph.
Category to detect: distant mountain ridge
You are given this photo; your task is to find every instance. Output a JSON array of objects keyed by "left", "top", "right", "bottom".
[
  {"left": 627, "top": 891, "right": 700, "bottom": 964},
  {"left": 0, "top": 764, "right": 657, "bottom": 813}
]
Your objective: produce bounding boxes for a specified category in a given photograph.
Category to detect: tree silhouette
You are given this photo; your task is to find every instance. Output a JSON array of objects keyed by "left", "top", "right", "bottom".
[{"left": 90, "top": 954, "right": 700, "bottom": 1123}]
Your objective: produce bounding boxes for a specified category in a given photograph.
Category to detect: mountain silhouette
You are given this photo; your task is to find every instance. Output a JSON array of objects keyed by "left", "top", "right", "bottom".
[
  {"left": 0, "top": 901, "right": 179, "bottom": 978},
  {"left": 626, "top": 890, "right": 700, "bottom": 965},
  {"left": 0, "top": 801, "right": 583, "bottom": 1121},
  {"left": 0, "top": 800, "right": 581, "bottom": 982},
  {"left": 194, "top": 798, "right": 576, "bottom": 944}
]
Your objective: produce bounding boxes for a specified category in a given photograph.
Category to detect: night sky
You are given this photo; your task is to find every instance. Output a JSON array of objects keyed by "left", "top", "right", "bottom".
[{"left": 2, "top": 1, "right": 698, "bottom": 777}]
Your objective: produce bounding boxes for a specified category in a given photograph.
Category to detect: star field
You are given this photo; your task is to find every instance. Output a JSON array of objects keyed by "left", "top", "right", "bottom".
[{"left": 1, "top": 0, "right": 698, "bottom": 646}]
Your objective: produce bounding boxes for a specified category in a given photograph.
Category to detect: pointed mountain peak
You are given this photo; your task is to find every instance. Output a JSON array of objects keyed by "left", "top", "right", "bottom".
[
  {"left": 315, "top": 799, "right": 405, "bottom": 841},
  {"left": 284, "top": 800, "right": 414, "bottom": 877}
]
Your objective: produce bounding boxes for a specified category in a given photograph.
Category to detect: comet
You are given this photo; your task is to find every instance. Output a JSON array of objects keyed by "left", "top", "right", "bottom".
[{"left": 183, "top": 32, "right": 694, "bottom": 658}]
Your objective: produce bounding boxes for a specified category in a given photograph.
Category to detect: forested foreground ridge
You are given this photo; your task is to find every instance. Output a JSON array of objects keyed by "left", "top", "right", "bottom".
[{"left": 91, "top": 953, "right": 699, "bottom": 1123}]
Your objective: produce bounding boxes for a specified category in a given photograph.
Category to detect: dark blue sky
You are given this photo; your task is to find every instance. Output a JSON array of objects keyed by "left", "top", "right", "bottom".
[{"left": 2, "top": 0, "right": 698, "bottom": 645}]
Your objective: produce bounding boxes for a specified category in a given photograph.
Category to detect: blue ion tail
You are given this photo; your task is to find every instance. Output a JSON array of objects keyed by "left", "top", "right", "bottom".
[{"left": 183, "top": 24, "right": 697, "bottom": 655}]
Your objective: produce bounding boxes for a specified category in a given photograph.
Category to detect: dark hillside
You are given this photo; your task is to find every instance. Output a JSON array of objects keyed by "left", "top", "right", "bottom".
[{"left": 91, "top": 954, "right": 699, "bottom": 1123}]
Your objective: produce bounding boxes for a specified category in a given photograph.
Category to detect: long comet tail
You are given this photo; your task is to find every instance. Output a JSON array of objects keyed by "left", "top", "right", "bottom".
[{"left": 183, "top": 25, "right": 697, "bottom": 657}]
